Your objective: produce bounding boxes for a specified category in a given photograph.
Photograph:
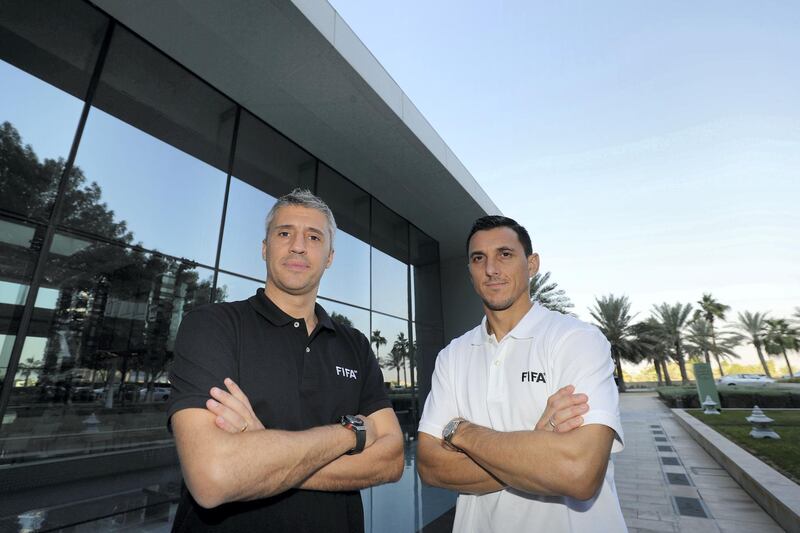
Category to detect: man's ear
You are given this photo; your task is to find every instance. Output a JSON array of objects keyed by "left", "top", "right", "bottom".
[
  {"left": 325, "top": 247, "right": 335, "bottom": 269},
  {"left": 528, "top": 253, "right": 540, "bottom": 279},
  {"left": 262, "top": 239, "right": 268, "bottom": 262}
]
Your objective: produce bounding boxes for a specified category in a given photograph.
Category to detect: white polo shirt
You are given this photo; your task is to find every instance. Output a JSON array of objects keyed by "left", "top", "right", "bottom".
[{"left": 418, "top": 303, "right": 627, "bottom": 533}]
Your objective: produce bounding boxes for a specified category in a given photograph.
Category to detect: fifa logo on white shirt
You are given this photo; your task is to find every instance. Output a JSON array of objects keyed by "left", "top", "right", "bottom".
[
  {"left": 521, "top": 371, "right": 546, "bottom": 383},
  {"left": 336, "top": 366, "right": 358, "bottom": 379}
]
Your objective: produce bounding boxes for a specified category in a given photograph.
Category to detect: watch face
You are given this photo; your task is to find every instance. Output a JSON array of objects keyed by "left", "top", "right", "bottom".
[{"left": 341, "top": 415, "right": 363, "bottom": 427}]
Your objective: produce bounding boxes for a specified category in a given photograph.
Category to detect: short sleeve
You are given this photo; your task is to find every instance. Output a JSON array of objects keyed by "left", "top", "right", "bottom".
[
  {"left": 356, "top": 333, "right": 392, "bottom": 417},
  {"left": 551, "top": 328, "right": 625, "bottom": 453},
  {"left": 167, "top": 306, "right": 238, "bottom": 429},
  {"left": 417, "top": 346, "right": 458, "bottom": 439}
]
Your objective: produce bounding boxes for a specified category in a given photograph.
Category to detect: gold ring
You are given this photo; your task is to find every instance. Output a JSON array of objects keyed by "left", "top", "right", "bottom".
[
  {"left": 240, "top": 422, "right": 248, "bottom": 433},
  {"left": 548, "top": 417, "right": 556, "bottom": 430}
]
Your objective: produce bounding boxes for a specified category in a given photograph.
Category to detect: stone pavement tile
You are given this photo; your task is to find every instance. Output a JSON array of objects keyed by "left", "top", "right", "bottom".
[
  {"left": 623, "top": 517, "right": 677, "bottom": 532},
  {"left": 638, "top": 494, "right": 673, "bottom": 505},
  {"left": 702, "top": 501, "right": 780, "bottom": 525},
  {"left": 638, "top": 510, "right": 678, "bottom": 523},
  {"left": 623, "top": 500, "right": 674, "bottom": 514},
  {"left": 694, "top": 487, "right": 757, "bottom": 504},
  {"left": 715, "top": 518, "right": 785, "bottom": 533},
  {"left": 675, "top": 516, "right": 720, "bottom": 532}
]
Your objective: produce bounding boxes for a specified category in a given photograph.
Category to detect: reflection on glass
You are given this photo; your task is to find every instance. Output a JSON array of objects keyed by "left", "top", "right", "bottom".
[
  {"left": 372, "top": 248, "right": 408, "bottom": 319},
  {"left": 0, "top": 1, "right": 107, "bottom": 221},
  {"left": 214, "top": 272, "right": 262, "bottom": 304},
  {"left": 319, "top": 230, "right": 370, "bottom": 308},
  {"left": 219, "top": 177, "right": 275, "bottom": 280},
  {"left": 65, "top": 25, "right": 236, "bottom": 264},
  {"left": 413, "top": 323, "right": 444, "bottom": 406},
  {"left": 371, "top": 314, "right": 411, "bottom": 388},
  {"left": 371, "top": 199, "right": 409, "bottom": 318},
  {"left": 318, "top": 299, "right": 369, "bottom": 339},
  {"left": 232, "top": 110, "right": 316, "bottom": 200},
  {"left": 0, "top": 234, "right": 214, "bottom": 465},
  {"left": 0, "top": 217, "right": 40, "bottom": 391}
]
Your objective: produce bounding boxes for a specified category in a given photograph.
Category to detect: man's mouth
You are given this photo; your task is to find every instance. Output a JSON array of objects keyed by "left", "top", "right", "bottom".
[{"left": 284, "top": 260, "right": 310, "bottom": 271}]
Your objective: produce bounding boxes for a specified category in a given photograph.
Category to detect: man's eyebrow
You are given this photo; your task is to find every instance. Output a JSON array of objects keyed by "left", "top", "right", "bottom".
[
  {"left": 497, "top": 246, "right": 515, "bottom": 253},
  {"left": 274, "top": 224, "right": 325, "bottom": 236},
  {"left": 469, "top": 250, "right": 485, "bottom": 258}
]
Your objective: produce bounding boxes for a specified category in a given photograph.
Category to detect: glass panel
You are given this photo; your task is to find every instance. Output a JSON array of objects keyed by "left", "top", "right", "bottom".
[
  {"left": 232, "top": 110, "right": 316, "bottom": 200},
  {"left": 318, "top": 299, "right": 370, "bottom": 339},
  {"left": 0, "top": 1, "right": 107, "bottom": 221},
  {"left": 65, "top": 26, "right": 235, "bottom": 263},
  {"left": 413, "top": 323, "right": 444, "bottom": 407},
  {"left": 0, "top": 233, "right": 214, "bottom": 465},
  {"left": 317, "top": 164, "right": 370, "bottom": 308},
  {"left": 371, "top": 200, "right": 409, "bottom": 318},
  {"left": 0, "top": 217, "right": 41, "bottom": 386},
  {"left": 371, "top": 314, "right": 411, "bottom": 388},
  {"left": 214, "top": 272, "right": 263, "bottom": 303},
  {"left": 218, "top": 177, "right": 276, "bottom": 280},
  {"left": 410, "top": 226, "right": 442, "bottom": 327}
]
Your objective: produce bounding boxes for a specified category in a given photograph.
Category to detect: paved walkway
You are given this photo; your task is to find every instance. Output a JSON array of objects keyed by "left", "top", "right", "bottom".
[{"left": 616, "top": 392, "right": 785, "bottom": 532}]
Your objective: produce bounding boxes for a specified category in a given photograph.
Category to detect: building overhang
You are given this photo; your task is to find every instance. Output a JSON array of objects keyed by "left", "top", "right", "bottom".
[{"left": 89, "top": 0, "right": 499, "bottom": 260}]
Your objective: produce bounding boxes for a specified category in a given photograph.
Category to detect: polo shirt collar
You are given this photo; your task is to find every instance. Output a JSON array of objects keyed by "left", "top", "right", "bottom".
[
  {"left": 471, "top": 302, "right": 546, "bottom": 345},
  {"left": 247, "top": 288, "right": 335, "bottom": 332}
]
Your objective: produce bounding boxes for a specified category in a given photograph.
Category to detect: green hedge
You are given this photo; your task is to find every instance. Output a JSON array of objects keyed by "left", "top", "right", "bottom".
[{"left": 656, "top": 385, "right": 800, "bottom": 408}]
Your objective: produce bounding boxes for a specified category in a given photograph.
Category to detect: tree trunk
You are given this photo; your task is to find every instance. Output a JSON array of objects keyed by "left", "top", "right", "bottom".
[
  {"left": 653, "top": 358, "right": 663, "bottom": 386},
  {"left": 713, "top": 353, "right": 725, "bottom": 376},
  {"left": 396, "top": 367, "right": 400, "bottom": 385},
  {"left": 675, "top": 341, "right": 689, "bottom": 384},
  {"left": 402, "top": 360, "right": 407, "bottom": 387},
  {"left": 661, "top": 358, "right": 673, "bottom": 386},
  {"left": 703, "top": 348, "right": 711, "bottom": 366},
  {"left": 613, "top": 352, "right": 626, "bottom": 392},
  {"left": 782, "top": 348, "right": 794, "bottom": 377},
  {"left": 754, "top": 343, "right": 771, "bottom": 377}
]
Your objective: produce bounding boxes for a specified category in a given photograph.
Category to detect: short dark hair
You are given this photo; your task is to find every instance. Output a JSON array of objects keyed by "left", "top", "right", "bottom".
[{"left": 466, "top": 216, "right": 533, "bottom": 256}]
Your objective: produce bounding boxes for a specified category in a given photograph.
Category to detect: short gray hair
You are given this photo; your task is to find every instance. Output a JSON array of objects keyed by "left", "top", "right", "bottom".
[{"left": 264, "top": 188, "right": 337, "bottom": 248}]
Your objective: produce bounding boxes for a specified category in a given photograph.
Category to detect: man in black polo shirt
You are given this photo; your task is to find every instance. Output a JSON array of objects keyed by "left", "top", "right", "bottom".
[{"left": 168, "top": 189, "right": 403, "bottom": 532}]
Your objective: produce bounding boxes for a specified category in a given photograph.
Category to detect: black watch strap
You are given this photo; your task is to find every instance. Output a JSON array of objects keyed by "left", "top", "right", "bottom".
[{"left": 340, "top": 415, "right": 366, "bottom": 455}]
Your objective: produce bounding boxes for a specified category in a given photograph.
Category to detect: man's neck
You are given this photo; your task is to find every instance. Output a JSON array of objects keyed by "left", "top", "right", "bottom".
[
  {"left": 484, "top": 297, "right": 533, "bottom": 342},
  {"left": 264, "top": 282, "right": 318, "bottom": 334}
]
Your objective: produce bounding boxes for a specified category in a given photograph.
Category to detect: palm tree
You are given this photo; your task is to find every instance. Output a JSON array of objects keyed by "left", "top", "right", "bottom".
[
  {"left": 371, "top": 330, "right": 387, "bottom": 361},
  {"left": 530, "top": 271, "right": 574, "bottom": 314},
  {"left": 639, "top": 318, "right": 674, "bottom": 385},
  {"left": 651, "top": 302, "right": 693, "bottom": 384},
  {"left": 589, "top": 294, "right": 636, "bottom": 392},
  {"left": 393, "top": 332, "right": 410, "bottom": 386},
  {"left": 693, "top": 293, "right": 730, "bottom": 367},
  {"left": 383, "top": 345, "right": 405, "bottom": 385},
  {"left": 628, "top": 320, "right": 666, "bottom": 385},
  {"left": 764, "top": 318, "right": 798, "bottom": 377},
  {"left": 685, "top": 319, "right": 742, "bottom": 375},
  {"left": 330, "top": 311, "right": 353, "bottom": 328},
  {"left": 735, "top": 311, "right": 771, "bottom": 377}
]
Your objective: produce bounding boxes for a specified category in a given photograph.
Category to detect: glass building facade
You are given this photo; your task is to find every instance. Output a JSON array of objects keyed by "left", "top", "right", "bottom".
[{"left": 0, "top": 2, "right": 452, "bottom": 530}]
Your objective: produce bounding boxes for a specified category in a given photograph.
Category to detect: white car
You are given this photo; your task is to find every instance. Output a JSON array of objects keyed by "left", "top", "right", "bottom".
[
  {"left": 717, "top": 374, "right": 775, "bottom": 387},
  {"left": 138, "top": 385, "right": 171, "bottom": 401}
]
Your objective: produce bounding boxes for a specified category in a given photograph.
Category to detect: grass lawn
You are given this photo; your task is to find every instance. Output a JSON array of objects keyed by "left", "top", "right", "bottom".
[{"left": 686, "top": 409, "right": 800, "bottom": 484}]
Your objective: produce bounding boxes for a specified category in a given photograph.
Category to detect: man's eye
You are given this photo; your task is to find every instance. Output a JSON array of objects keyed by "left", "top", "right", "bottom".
[
  {"left": 471, "top": 256, "right": 484, "bottom": 263},
  {"left": 501, "top": 251, "right": 512, "bottom": 258},
  {"left": 278, "top": 231, "right": 290, "bottom": 237},
  {"left": 309, "top": 235, "right": 320, "bottom": 241}
]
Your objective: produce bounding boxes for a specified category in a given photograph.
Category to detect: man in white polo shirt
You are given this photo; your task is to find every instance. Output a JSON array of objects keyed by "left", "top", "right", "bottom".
[{"left": 417, "top": 215, "right": 626, "bottom": 532}]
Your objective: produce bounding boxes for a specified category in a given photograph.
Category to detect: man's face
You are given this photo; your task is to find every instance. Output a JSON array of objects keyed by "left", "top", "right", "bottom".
[
  {"left": 262, "top": 205, "right": 334, "bottom": 296},
  {"left": 467, "top": 227, "right": 539, "bottom": 312}
]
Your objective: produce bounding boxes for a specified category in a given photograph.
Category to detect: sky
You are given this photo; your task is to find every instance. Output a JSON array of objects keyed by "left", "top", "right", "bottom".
[{"left": 328, "top": 0, "right": 800, "bottom": 369}]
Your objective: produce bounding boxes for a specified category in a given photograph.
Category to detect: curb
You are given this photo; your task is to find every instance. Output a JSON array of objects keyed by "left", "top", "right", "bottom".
[{"left": 672, "top": 408, "right": 800, "bottom": 533}]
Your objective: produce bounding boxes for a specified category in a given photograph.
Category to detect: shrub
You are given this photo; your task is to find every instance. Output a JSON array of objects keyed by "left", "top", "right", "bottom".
[{"left": 656, "top": 385, "right": 800, "bottom": 408}]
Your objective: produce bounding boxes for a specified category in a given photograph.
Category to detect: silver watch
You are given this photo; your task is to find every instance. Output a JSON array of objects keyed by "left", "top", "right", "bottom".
[{"left": 442, "top": 417, "right": 467, "bottom": 445}]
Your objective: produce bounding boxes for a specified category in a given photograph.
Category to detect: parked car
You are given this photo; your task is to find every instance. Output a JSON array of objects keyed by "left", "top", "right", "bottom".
[
  {"left": 717, "top": 374, "right": 775, "bottom": 387},
  {"left": 138, "top": 384, "right": 171, "bottom": 401}
]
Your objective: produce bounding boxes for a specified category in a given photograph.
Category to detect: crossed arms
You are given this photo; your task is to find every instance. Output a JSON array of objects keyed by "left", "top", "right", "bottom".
[{"left": 171, "top": 379, "right": 404, "bottom": 509}]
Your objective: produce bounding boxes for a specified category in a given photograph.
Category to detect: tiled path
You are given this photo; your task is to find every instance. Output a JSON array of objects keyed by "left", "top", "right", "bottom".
[{"left": 616, "top": 392, "right": 785, "bottom": 532}]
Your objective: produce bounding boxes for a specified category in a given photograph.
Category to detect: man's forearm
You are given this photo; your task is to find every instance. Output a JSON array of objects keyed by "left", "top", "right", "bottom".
[
  {"left": 416, "top": 434, "right": 505, "bottom": 495},
  {"left": 453, "top": 422, "right": 604, "bottom": 498},
  {"left": 178, "top": 419, "right": 356, "bottom": 508},
  {"left": 298, "top": 431, "right": 404, "bottom": 491}
]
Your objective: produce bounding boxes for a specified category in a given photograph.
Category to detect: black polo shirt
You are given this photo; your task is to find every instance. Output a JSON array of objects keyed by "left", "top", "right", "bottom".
[{"left": 167, "top": 288, "right": 391, "bottom": 533}]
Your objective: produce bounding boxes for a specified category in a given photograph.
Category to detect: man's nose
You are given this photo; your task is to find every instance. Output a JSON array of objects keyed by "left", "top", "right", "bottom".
[
  {"left": 484, "top": 256, "right": 500, "bottom": 277},
  {"left": 290, "top": 233, "right": 306, "bottom": 254}
]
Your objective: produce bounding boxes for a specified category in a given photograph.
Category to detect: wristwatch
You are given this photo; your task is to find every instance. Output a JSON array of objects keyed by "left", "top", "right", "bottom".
[
  {"left": 442, "top": 417, "right": 467, "bottom": 446},
  {"left": 340, "top": 415, "right": 366, "bottom": 455}
]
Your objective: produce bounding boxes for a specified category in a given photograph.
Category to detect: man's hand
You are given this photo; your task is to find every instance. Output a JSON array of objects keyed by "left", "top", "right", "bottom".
[
  {"left": 206, "top": 378, "right": 265, "bottom": 433},
  {"left": 207, "top": 378, "right": 378, "bottom": 450},
  {"left": 534, "top": 385, "right": 589, "bottom": 433}
]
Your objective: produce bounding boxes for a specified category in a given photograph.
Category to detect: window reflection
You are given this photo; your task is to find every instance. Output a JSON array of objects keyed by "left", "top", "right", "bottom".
[
  {"left": 219, "top": 177, "right": 275, "bottom": 280},
  {"left": 371, "top": 199, "right": 409, "bottom": 318},
  {"left": 65, "top": 25, "right": 235, "bottom": 264},
  {"left": 0, "top": 217, "right": 40, "bottom": 387},
  {"left": 214, "top": 272, "right": 262, "bottom": 303},
  {"left": 371, "top": 314, "right": 411, "bottom": 387},
  {"left": 410, "top": 225, "right": 442, "bottom": 327},
  {"left": 0, "top": 233, "right": 214, "bottom": 464},
  {"left": 0, "top": 1, "right": 107, "bottom": 221},
  {"left": 318, "top": 299, "right": 370, "bottom": 339},
  {"left": 319, "top": 230, "right": 370, "bottom": 308}
]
